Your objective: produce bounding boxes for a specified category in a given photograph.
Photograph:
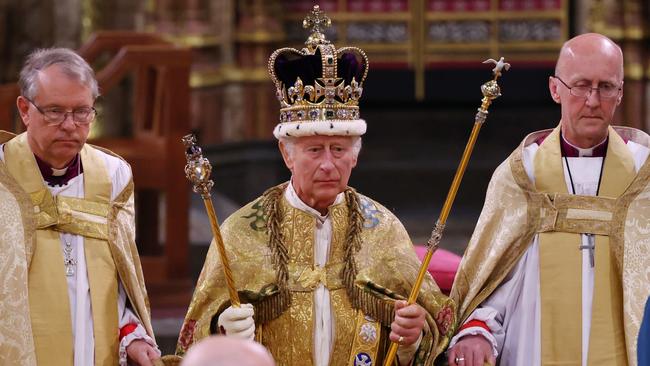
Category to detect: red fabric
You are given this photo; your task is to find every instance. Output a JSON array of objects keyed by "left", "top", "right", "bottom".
[
  {"left": 119, "top": 323, "right": 138, "bottom": 341},
  {"left": 414, "top": 246, "right": 461, "bottom": 295},
  {"left": 459, "top": 319, "right": 490, "bottom": 333}
]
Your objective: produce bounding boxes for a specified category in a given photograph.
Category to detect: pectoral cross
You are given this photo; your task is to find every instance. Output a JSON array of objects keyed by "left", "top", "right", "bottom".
[
  {"left": 579, "top": 235, "right": 595, "bottom": 268},
  {"left": 63, "top": 241, "right": 77, "bottom": 276}
]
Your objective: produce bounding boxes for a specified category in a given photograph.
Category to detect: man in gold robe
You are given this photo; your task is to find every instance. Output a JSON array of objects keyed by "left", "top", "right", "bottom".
[
  {"left": 177, "top": 7, "right": 455, "bottom": 366},
  {"left": 0, "top": 48, "right": 159, "bottom": 365},
  {"left": 447, "top": 33, "right": 650, "bottom": 366}
]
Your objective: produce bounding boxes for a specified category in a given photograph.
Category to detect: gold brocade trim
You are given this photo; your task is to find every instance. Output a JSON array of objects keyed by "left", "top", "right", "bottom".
[
  {"left": 347, "top": 311, "right": 381, "bottom": 366},
  {"left": 254, "top": 183, "right": 395, "bottom": 326},
  {"left": 537, "top": 193, "right": 617, "bottom": 235},
  {"left": 261, "top": 291, "right": 314, "bottom": 365},
  {"left": 0, "top": 160, "right": 37, "bottom": 267},
  {"left": 106, "top": 179, "right": 156, "bottom": 339},
  {"left": 30, "top": 190, "right": 57, "bottom": 227},
  {"left": 25, "top": 191, "right": 110, "bottom": 240},
  {"left": 615, "top": 139, "right": 650, "bottom": 365},
  {"left": 58, "top": 195, "right": 110, "bottom": 217},
  {"left": 0, "top": 158, "right": 37, "bottom": 365},
  {"left": 289, "top": 261, "right": 345, "bottom": 291},
  {"left": 330, "top": 288, "right": 362, "bottom": 365}
]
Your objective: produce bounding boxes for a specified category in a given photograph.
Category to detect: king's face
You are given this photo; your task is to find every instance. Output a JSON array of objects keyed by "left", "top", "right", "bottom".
[{"left": 282, "top": 135, "right": 358, "bottom": 213}]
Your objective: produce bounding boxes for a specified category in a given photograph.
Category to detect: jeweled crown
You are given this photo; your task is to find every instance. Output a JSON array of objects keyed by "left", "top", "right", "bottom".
[{"left": 268, "top": 5, "right": 369, "bottom": 138}]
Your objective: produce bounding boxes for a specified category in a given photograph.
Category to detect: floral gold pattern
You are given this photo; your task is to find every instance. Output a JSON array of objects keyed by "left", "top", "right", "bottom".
[{"left": 177, "top": 184, "right": 454, "bottom": 364}]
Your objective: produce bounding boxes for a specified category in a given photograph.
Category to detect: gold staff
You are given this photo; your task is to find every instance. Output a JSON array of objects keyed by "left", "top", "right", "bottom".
[
  {"left": 182, "top": 134, "right": 240, "bottom": 307},
  {"left": 383, "top": 57, "right": 510, "bottom": 365}
]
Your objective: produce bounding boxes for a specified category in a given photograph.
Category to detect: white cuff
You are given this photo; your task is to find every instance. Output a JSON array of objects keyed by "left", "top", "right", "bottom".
[
  {"left": 118, "top": 324, "right": 161, "bottom": 366},
  {"left": 397, "top": 332, "right": 423, "bottom": 366}
]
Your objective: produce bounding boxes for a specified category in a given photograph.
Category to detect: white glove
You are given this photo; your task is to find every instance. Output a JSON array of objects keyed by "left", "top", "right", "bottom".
[{"left": 217, "top": 303, "right": 255, "bottom": 340}]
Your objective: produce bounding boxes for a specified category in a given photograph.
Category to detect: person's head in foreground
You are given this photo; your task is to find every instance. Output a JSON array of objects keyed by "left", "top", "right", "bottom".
[{"left": 180, "top": 336, "right": 275, "bottom": 366}]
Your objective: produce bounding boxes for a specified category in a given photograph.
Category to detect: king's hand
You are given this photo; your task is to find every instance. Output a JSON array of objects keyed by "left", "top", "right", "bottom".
[
  {"left": 218, "top": 303, "right": 256, "bottom": 340},
  {"left": 390, "top": 300, "right": 425, "bottom": 346}
]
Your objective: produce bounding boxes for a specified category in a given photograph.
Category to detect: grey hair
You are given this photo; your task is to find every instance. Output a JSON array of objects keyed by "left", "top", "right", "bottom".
[
  {"left": 280, "top": 135, "right": 363, "bottom": 158},
  {"left": 18, "top": 48, "right": 99, "bottom": 100}
]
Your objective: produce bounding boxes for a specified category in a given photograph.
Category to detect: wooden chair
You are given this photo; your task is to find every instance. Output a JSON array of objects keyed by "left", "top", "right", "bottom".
[{"left": 84, "top": 35, "right": 192, "bottom": 284}]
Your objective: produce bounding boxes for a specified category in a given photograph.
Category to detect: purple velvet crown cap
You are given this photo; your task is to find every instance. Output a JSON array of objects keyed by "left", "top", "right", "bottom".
[{"left": 273, "top": 47, "right": 368, "bottom": 100}]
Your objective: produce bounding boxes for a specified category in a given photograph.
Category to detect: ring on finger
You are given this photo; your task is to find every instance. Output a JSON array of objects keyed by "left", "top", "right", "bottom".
[
  {"left": 398, "top": 336, "right": 404, "bottom": 345},
  {"left": 454, "top": 356, "right": 465, "bottom": 363}
]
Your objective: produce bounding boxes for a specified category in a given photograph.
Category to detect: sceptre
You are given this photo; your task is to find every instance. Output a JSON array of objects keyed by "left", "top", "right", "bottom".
[
  {"left": 383, "top": 58, "right": 510, "bottom": 365},
  {"left": 182, "top": 134, "right": 240, "bottom": 307}
]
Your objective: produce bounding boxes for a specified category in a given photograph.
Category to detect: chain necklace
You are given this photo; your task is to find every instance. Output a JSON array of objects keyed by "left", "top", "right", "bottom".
[
  {"left": 560, "top": 131, "right": 606, "bottom": 195},
  {"left": 560, "top": 131, "right": 605, "bottom": 268},
  {"left": 61, "top": 155, "right": 82, "bottom": 277}
]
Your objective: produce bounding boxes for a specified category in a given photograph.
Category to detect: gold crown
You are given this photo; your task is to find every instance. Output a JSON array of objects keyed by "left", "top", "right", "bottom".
[{"left": 268, "top": 5, "right": 369, "bottom": 138}]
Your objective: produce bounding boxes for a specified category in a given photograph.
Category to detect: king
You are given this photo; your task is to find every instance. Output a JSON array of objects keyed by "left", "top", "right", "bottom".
[{"left": 177, "top": 5, "right": 455, "bottom": 366}]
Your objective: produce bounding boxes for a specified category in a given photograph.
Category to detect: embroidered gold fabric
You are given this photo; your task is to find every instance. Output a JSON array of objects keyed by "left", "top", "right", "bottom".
[
  {"left": 0, "top": 131, "right": 156, "bottom": 364},
  {"left": 0, "top": 160, "right": 36, "bottom": 366},
  {"left": 178, "top": 186, "right": 455, "bottom": 365},
  {"left": 346, "top": 311, "right": 381, "bottom": 366},
  {"left": 451, "top": 125, "right": 650, "bottom": 366}
]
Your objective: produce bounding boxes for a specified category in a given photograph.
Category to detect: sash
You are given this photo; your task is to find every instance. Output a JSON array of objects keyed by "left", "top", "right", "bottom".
[
  {"left": 534, "top": 125, "right": 634, "bottom": 365},
  {"left": 4, "top": 133, "right": 119, "bottom": 366}
]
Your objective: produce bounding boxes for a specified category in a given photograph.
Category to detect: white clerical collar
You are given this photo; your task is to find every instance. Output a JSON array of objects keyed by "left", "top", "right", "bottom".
[
  {"left": 561, "top": 133, "right": 608, "bottom": 157},
  {"left": 51, "top": 166, "right": 68, "bottom": 176},
  {"left": 285, "top": 180, "right": 345, "bottom": 220}
]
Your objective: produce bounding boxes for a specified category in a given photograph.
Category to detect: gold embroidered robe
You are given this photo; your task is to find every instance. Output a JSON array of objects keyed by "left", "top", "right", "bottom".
[
  {"left": 0, "top": 131, "right": 156, "bottom": 365},
  {"left": 178, "top": 186, "right": 455, "bottom": 365},
  {"left": 451, "top": 126, "right": 650, "bottom": 366}
]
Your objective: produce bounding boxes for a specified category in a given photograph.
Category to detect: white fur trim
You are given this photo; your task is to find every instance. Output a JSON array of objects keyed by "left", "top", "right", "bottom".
[{"left": 273, "top": 119, "right": 366, "bottom": 139}]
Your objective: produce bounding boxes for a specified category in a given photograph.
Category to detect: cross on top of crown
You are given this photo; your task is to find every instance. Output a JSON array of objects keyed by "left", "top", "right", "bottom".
[{"left": 303, "top": 5, "right": 331, "bottom": 48}]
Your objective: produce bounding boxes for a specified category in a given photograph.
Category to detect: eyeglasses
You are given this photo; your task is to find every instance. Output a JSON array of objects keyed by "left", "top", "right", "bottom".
[
  {"left": 24, "top": 97, "right": 96, "bottom": 126},
  {"left": 553, "top": 76, "right": 621, "bottom": 99}
]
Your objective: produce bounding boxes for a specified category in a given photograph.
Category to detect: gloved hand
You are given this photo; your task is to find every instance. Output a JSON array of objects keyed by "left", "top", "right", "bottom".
[{"left": 217, "top": 303, "right": 255, "bottom": 340}]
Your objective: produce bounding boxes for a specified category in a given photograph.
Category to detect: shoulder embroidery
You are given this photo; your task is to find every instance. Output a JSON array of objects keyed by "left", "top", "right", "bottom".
[
  {"left": 358, "top": 195, "right": 381, "bottom": 228},
  {"left": 242, "top": 199, "right": 267, "bottom": 231}
]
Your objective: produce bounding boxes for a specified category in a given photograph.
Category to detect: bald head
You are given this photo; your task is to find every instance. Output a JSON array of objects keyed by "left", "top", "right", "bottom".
[
  {"left": 181, "top": 336, "right": 275, "bottom": 366},
  {"left": 555, "top": 33, "right": 624, "bottom": 80},
  {"left": 548, "top": 33, "right": 625, "bottom": 148}
]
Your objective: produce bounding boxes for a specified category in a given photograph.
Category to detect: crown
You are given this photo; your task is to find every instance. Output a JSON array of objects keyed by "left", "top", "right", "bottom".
[{"left": 268, "top": 5, "right": 369, "bottom": 139}]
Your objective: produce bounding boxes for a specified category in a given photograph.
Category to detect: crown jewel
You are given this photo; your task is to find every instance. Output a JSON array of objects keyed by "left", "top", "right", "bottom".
[{"left": 268, "top": 5, "right": 369, "bottom": 138}]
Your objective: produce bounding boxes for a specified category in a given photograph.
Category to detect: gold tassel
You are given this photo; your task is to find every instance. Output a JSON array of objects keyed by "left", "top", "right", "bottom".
[{"left": 253, "top": 184, "right": 395, "bottom": 327}]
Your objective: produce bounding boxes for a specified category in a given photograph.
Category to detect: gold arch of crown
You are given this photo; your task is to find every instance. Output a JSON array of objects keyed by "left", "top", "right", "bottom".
[{"left": 267, "top": 5, "right": 369, "bottom": 123}]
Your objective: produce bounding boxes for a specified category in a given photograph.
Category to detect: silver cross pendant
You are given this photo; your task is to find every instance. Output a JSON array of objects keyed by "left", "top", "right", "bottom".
[
  {"left": 63, "top": 241, "right": 77, "bottom": 276},
  {"left": 579, "top": 235, "right": 595, "bottom": 268}
]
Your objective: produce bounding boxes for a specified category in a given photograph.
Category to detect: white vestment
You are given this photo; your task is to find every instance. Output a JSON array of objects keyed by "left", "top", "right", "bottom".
[{"left": 449, "top": 137, "right": 650, "bottom": 366}]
